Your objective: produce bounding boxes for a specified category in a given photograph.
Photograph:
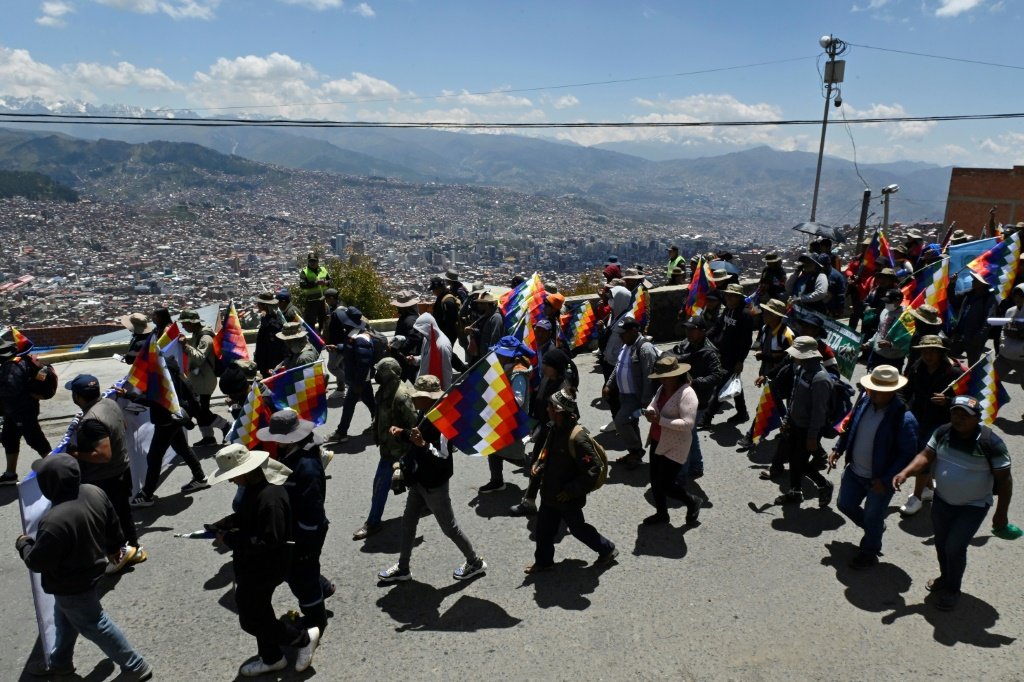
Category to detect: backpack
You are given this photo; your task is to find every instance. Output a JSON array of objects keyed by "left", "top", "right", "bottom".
[
  {"left": 21, "top": 355, "right": 58, "bottom": 400},
  {"left": 366, "top": 328, "right": 389, "bottom": 364},
  {"left": 823, "top": 376, "right": 855, "bottom": 439},
  {"left": 567, "top": 425, "right": 608, "bottom": 492},
  {"left": 931, "top": 423, "right": 1004, "bottom": 493}
]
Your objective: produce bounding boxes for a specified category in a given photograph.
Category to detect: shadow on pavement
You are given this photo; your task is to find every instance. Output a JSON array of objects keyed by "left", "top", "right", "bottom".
[
  {"left": 993, "top": 415, "right": 1024, "bottom": 436},
  {"left": 17, "top": 657, "right": 116, "bottom": 682},
  {"left": 0, "top": 485, "right": 21, "bottom": 507},
  {"left": 376, "top": 579, "right": 520, "bottom": 632},
  {"left": 603, "top": 461, "right": 649, "bottom": 488},
  {"left": 896, "top": 506, "right": 934, "bottom": 538},
  {"left": 632, "top": 521, "right": 690, "bottom": 559},
  {"left": 204, "top": 560, "right": 234, "bottom": 590},
  {"left": 522, "top": 558, "right": 615, "bottom": 610},
  {"left": 467, "top": 483, "right": 523, "bottom": 518},
  {"left": 357, "top": 517, "right": 422, "bottom": 555},
  {"left": 881, "top": 592, "right": 1017, "bottom": 648},
  {"left": 768, "top": 503, "right": 845, "bottom": 538},
  {"left": 821, "top": 540, "right": 910, "bottom": 613}
]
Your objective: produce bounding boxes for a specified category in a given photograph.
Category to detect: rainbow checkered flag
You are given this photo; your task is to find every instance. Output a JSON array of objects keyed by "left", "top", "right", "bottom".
[
  {"left": 887, "top": 258, "right": 949, "bottom": 355},
  {"left": 262, "top": 361, "right": 328, "bottom": 426},
  {"left": 861, "top": 229, "right": 896, "bottom": 277},
  {"left": 213, "top": 301, "right": 251, "bottom": 364},
  {"left": 629, "top": 286, "right": 650, "bottom": 329},
  {"left": 952, "top": 353, "right": 1010, "bottom": 425},
  {"left": 684, "top": 257, "right": 716, "bottom": 318},
  {"left": 500, "top": 272, "right": 546, "bottom": 332},
  {"left": 226, "top": 381, "right": 270, "bottom": 448},
  {"left": 157, "top": 323, "right": 187, "bottom": 374},
  {"left": 126, "top": 337, "right": 182, "bottom": 416},
  {"left": 560, "top": 301, "right": 598, "bottom": 350},
  {"left": 7, "top": 327, "right": 34, "bottom": 355},
  {"left": 966, "top": 231, "right": 1022, "bottom": 302},
  {"left": 426, "top": 350, "right": 529, "bottom": 456},
  {"left": 751, "top": 382, "right": 786, "bottom": 444}
]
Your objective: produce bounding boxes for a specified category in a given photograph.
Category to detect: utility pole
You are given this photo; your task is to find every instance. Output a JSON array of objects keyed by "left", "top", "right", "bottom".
[{"left": 809, "top": 34, "right": 847, "bottom": 223}]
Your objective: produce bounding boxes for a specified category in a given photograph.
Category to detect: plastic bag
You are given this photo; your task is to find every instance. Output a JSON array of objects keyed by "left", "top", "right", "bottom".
[{"left": 717, "top": 373, "right": 742, "bottom": 403}]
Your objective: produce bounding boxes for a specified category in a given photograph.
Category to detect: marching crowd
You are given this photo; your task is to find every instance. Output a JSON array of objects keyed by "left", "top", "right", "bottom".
[{"left": 4, "top": 235, "right": 1020, "bottom": 677}]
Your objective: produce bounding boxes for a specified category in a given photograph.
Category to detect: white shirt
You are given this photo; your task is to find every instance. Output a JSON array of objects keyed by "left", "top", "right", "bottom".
[{"left": 615, "top": 342, "right": 637, "bottom": 395}]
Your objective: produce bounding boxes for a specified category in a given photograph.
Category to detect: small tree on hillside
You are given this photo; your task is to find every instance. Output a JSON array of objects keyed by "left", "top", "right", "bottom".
[{"left": 292, "top": 247, "right": 393, "bottom": 319}]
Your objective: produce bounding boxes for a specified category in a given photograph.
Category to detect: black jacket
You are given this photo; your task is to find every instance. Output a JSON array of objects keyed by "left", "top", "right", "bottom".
[
  {"left": 400, "top": 417, "right": 454, "bottom": 489},
  {"left": 280, "top": 438, "right": 329, "bottom": 545},
  {"left": 714, "top": 306, "right": 755, "bottom": 368},
  {"left": 220, "top": 479, "right": 292, "bottom": 583},
  {"left": 671, "top": 338, "right": 727, "bottom": 408},
  {"left": 17, "top": 455, "right": 124, "bottom": 595},
  {"left": 0, "top": 355, "right": 34, "bottom": 414},
  {"left": 255, "top": 313, "right": 287, "bottom": 376},
  {"left": 538, "top": 423, "right": 601, "bottom": 509}
]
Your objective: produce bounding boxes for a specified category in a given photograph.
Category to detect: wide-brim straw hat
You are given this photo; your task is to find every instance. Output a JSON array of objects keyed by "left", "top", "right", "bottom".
[
  {"left": 390, "top": 290, "right": 419, "bottom": 307},
  {"left": 255, "top": 291, "right": 278, "bottom": 305},
  {"left": 760, "top": 298, "right": 788, "bottom": 318},
  {"left": 910, "top": 305, "right": 942, "bottom": 326},
  {"left": 208, "top": 444, "right": 270, "bottom": 485},
  {"left": 120, "top": 313, "right": 154, "bottom": 334},
  {"left": 860, "top": 364, "right": 909, "bottom": 392},
  {"left": 276, "top": 321, "right": 308, "bottom": 341},
  {"left": 649, "top": 356, "right": 691, "bottom": 379}
]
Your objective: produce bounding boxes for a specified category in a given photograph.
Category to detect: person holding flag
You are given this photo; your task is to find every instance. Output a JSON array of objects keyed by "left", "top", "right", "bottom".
[
  {"left": 412, "top": 312, "right": 453, "bottom": 390},
  {"left": 179, "top": 309, "right": 231, "bottom": 447},
  {"left": 275, "top": 321, "right": 319, "bottom": 372},
  {"left": 0, "top": 339, "right": 52, "bottom": 485}
]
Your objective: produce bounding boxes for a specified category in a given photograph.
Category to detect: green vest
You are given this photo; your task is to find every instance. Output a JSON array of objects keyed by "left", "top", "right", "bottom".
[
  {"left": 301, "top": 265, "right": 329, "bottom": 301},
  {"left": 667, "top": 255, "right": 685, "bottom": 279}
]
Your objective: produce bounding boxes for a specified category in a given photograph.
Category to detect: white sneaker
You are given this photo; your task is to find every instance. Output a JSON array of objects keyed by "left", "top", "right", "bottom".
[
  {"left": 921, "top": 487, "right": 934, "bottom": 502},
  {"left": 294, "top": 627, "right": 320, "bottom": 672},
  {"left": 240, "top": 656, "right": 286, "bottom": 677},
  {"left": 599, "top": 421, "right": 615, "bottom": 433},
  {"left": 900, "top": 495, "right": 923, "bottom": 516}
]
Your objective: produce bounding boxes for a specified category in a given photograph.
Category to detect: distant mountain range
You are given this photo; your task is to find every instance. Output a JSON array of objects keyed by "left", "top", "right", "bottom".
[{"left": 0, "top": 95, "right": 952, "bottom": 229}]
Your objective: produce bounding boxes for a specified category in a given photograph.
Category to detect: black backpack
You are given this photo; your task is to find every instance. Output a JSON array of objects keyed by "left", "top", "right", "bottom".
[
  {"left": 366, "top": 328, "right": 389, "bottom": 364},
  {"left": 22, "top": 355, "right": 58, "bottom": 400}
]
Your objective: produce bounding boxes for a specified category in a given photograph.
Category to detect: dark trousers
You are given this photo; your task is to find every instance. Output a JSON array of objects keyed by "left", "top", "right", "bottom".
[
  {"left": 1, "top": 402, "right": 51, "bottom": 457},
  {"left": 336, "top": 381, "right": 375, "bottom": 435},
  {"left": 285, "top": 528, "right": 331, "bottom": 631},
  {"left": 648, "top": 444, "right": 685, "bottom": 514},
  {"left": 195, "top": 394, "right": 217, "bottom": 428},
  {"left": 534, "top": 502, "right": 614, "bottom": 567},
  {"left": 706, "top": 372, "right": 747, "bottom": 417},
  {"left": 143, "top": 423, "right": 204, "bottom": 496},
  {"left": 302, "top": 300, "right": 327, "bottom": 334},
  {"left": 599, "top": 359, "right": 621, "bottom": 418},
  {"left": 932, "top": 495, "right": 989, "bottom": 593},
  {"left": 236, "top": 575, "right": 306, "bottom": 665},
  {"left": 783, "top": 424, "right": 830, "bottom": 493},
  {"left": 91, "top": 470, "right": 138, "bottom": 547}
]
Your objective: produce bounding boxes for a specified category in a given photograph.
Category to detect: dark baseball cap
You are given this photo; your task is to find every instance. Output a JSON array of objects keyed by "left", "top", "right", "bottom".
[{"left": 65, "top": 374, "right": 101, "bottom": 399}]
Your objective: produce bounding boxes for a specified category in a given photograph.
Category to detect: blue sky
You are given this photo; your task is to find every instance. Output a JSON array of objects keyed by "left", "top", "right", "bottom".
[{"left": 1, "top": 0, "right": 1022, "bottom": 166}]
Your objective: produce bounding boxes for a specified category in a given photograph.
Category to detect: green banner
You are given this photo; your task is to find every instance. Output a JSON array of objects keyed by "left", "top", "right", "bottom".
[{"left": 793, "top": 305, "right": 862, "bottom": 380}]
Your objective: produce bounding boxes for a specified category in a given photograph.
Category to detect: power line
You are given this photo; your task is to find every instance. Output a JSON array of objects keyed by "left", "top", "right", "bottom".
[
  {"left": 1, "top": 111, "right": 1023, "bottom": 128},
  {"left": 148, "top": 55, "right": 818, "bottom": 113},
  {"left": 846, "top": 42, "right": 1024, "bottom": 72}
]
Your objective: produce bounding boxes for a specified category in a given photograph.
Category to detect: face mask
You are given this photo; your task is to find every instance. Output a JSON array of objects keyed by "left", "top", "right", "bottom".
[{"left": 885, "top": 303, "right": 897, "bottom": 312}]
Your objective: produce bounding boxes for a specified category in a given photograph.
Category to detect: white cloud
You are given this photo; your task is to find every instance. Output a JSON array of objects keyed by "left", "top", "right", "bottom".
[
  {"left": 934, "top": 0, "right": 984, "bottom": 17},
  {"left": 352, "top": 2, "right": 375, "bottom": 17},
  {"left": 320, "top": 72, "right": 399, "bottom": 98},
  {"left": 851, "top": 0, "right": 890, "bottom": 11},
  {"left": 552, "top": 95, "right": 579, "bottom": 110},
  {"left": 95, "top": 0, "right": 220, "bottom": 20},
  {"left": 69, "top": 61, "right": 182, "bottom": 91},
  {"left": 279, "top": 0, "right": 343, "bottom": 9},
  {"left": 0, "top": 46, "right": 66, "bottom": 99},
  {"left": 440, "top": 89, "right": 532, "bottom": 107},
  {"left": 203, "top": 52, "right": 319, "bottom": 82},
  {"left": 36, "top": 1, "right": 74, "bottom": 27},
  {"left": 840, "top": 102, "right": 937, "bottom": 139},
  {"left": 979, "top": 131, "right": 1024, "bottom": 156}
]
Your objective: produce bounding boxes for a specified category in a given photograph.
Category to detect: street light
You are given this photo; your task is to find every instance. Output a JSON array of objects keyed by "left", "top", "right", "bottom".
[
  {"left": 881, "top": 183, "right": 900, "bottom": 232},
  {"left": 809, "top": 34, "right": 847, "bottom": 223}
]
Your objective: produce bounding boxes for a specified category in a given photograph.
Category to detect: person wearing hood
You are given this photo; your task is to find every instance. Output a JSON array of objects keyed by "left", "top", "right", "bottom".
[
  {"left": 16, "top": 454, "right": 153, "bottom": 680},
  {"left": 597, "top": 285, "right": 633, "bottom": 431},
  {"left": 353, "top": 358, "right": 417, "bottom": 541},
  {"left": 257, "top": 410, "right": 333, "bottom": 632},
  {"left": 207, "top": 444, "right": 320, "bottom": 676},
  {"left": 328, "top": 307, "right": 376, "bottom": 443},
  {"left": 410, "top": 312, "right": 453, "bottom": 390}
]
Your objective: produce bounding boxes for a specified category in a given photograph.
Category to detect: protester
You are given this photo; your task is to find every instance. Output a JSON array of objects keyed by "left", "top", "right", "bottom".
[
  {"left": 893, "top": 396, "right": 1014, "bottom": 611},
  {"left": 411, "top": 312, "right": 454, "bottom": 389},
  {"left": 995, "top": 284, "right": 1024, "bottom": 393},
  {"left": 275, "top": 321, "right": 319, "bottom": 371},
  {"left": 323, "top": 288, "right": 346, "bottom": 395},
  {"left": 703, "top": 283, "right": 753, "bottom": 427},
  {"left": 949, "top": 271, "right": 996, "bottom": 365},
  {"left": 391, "top": 290, "right": 422, "bottom": 382},
  {"left": 757, "top": 253, "right": 787, "bottom": 302},
  {"left": 865, "top": 289, "right": 907, "bottom": 371},
  {"left": 207, "top": 445, "right": 320, "bottom": 675},
  {"left": 276, "top": 289, "right": 300, "bottom": 323},
  {"left": 328, "top": 307, "right": 376, "bottom": 444},
  {"left": 16, "top": 454, "right": 153, "bottom": 680},
  {"left": 526, "top": 388, "right": 618, "bottom": 574},
  {"left": 672, "top": 316, "right": 726, "bottom": 477},
  {"left": 254, "top": 292, "right": 287, "bottom": 378},
  {"left": 785, "top": 254, "right": 829, "bottom": 314},
  {"left": 480, "top": 336, "right": 535, "bottom": 493},
  {"left": 466, "top": 291, "right": 503, "bottom": 365},
  {"left": 604, "top": 317, "right": 658, "bottom": 470},
  {"left": 353, "top": 358, "right": 416, "bottom": 541},
  {"left": 257, "top": 410, "right": 333, "bottom": 631},
  {"left": 0, "top": 339, "right": 52, "bottom": 485},
  {"left": 642, "top": 356, "right": 701, "bottom": 526},
  {"left": 178, "top": 309, "right": 230, "bottom": 447},
  {"left": 429, "top": 276, "right": 465, "bottom": 372},
  {"left": 120, "top": 313, "right": 154, "bottom": 365},
  {"left": 830, "top": 365, "right": 918, "bottom": 569},
  {"left": 737, "top": 298, "right": 793, "bottom": 451},
  {"left": 378, "top": 374, "right": 487, "bottom": 583}
]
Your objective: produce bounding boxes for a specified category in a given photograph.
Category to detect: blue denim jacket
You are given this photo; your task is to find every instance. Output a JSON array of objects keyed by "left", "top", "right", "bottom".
[{"left": 835, "top": 393, "right": 919, "bottom": 482}]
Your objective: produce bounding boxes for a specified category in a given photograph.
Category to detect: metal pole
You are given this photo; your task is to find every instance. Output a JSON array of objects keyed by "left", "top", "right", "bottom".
[
  {"left": 855, "top": 188, "right": 871, "bottom": 245},
  {"left": 809, "top": 76, "right": 833, "bottom": 223},
  {"left": 883, "top": 192, "right": 891, "bottom": 232}
]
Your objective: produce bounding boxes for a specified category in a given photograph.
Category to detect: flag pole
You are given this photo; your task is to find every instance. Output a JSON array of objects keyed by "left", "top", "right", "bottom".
[{"left": 941, "top": 350, "right": 993, "bottom": 396}]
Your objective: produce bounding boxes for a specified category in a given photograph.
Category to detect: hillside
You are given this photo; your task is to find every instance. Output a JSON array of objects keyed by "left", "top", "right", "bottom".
[{"left": 0, "top": 170, "right": 78, "bottom": 201}]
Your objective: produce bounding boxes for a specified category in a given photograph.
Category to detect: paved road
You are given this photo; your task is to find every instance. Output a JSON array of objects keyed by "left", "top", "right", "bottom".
[{"left": 1, "top": 348, "right": 1021, "bottom": 680}]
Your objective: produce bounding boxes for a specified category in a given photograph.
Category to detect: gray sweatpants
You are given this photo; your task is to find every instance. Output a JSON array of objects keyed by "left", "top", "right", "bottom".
[{"left": 399, "top": 480, "right": 476, "bottom": 572}]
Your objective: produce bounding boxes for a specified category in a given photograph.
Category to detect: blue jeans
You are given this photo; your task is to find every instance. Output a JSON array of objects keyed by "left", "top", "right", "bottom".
[
  {"left": 336, "top": 380, "right": 376, "bottom": 435},
  {"left": 677, "top": 409, "right": 705, "bottom": 481},
  {"left": 932, "top": 495, "right": 989, "bottom": 593},
  {"left": 51, "top": 590, "right": 147, "bottom": 673},
  {"left": 367, "top": 456, "right": 392, "bottom": 526},
  {"left": 837, "top": 467, "right": 894, "bottom": 556}
]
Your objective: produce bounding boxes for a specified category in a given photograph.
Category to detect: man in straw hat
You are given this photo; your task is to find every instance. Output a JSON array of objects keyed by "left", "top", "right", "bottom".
[
  {"left": 378, "top": 375, "right": 487, "bottom": 583},
  {"left": 526, "top": 387, "right": 618, "bottom": 574},
  {"left": 864, "top": 289, "right": 908, "bottom": 372},
  {"left": 466, "top": 290, "right": 503, "bottom": 365},
  {"left": 254, "top": 292, "right": 287, "bottom": 378},
  {"left": 703, "top": 283, "right": 754, "bottom": 428},
  {"left": 774, "top": 337, "right": 835, "bottom": 508},
  {"left": 120, "top": 312, "right": 154, "bottom": 366},
  {"left": 257, "top": 409, "right": 333, "bottom": 632},
  {"left": 893, "top": 395, "right": 1016, "bottom": 611},
  {"left": 603, "top": 317, "right": 658, "bottom": 471},
  {"left": 829, "top": 365, "right": 919, "bottom": 570},
  {"left": 179, "top": 309, "right": 231, "bottom": 447},
  {"left": 207, "top": 444, "right": 321, "bottom": 675},
  {"left": 736, "top": 298, "right": 794, "bottom": 452}
]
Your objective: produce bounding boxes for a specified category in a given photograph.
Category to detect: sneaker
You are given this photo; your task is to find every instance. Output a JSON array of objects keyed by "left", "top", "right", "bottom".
[
  {"left": 848, "top": 552, "right": 879, "bottom": 570},
  {"left": 119, "top": 662, "right": 154, "bottom": 681},
  {"left": 642, "top": 512, "right": 670, "bottom": 526},
  {"left": 736, "top": 435, "right": 754, "bottom": 452},
  {"left": 329, "top": 430, "right": 349, "bottom": 444},
  {"left": 509, "top": 498, "right": 537, "bottom": 516},
  {"left": 105, "top": 545, "right": 138, "bottom": 574},
  {"left": 818, "top": 481, "right": 834, "bottom": 509},
  {"left": 180, "top": 477, "right": 210, "bottom": 493},
  {"left": 478, "top": 480, "right": 505, "bottom": 493},
  {"left": 240, "top": 657, "right": 287, "bottom": 677},
  {"left": 352, "top": 522, "right": 381, "bottom": 541},
  {"left": 453, "top": 556, "right": 487, "bottom": 581},
  {"left": 294, "top": 626, "right": 320, "bottom": 672},
  {"left": 599, "top": 421, "right": 615, "bottom": 433},
  {"left": 900, "top": 495, "right": 923, "bottom": 516},
  {"left": 775, "top": 490, "right": 802, "bottom": 505},
  {"left": 921, "top": 487, "right": 934, "bottom": 502},
  {"left": 594, "top": 546, "right": 619, "bottom": 567},
  {"left": 129, "top": 491, "right": 155, "bottom": 508},
  {"left": 26, "top": 660, "right": 76, "bottom": 677},
  {"left": 377, "top": 564, "right": 411, "bottom": 582},
  {"left": 0, "top": 471, "right": 17, "bottom": 486},
  {"left": 685, "top": 496, "right": 702, "bottom": 526},
  {"left": 194, "top": 436, "right": 218, "bottom": 447}
]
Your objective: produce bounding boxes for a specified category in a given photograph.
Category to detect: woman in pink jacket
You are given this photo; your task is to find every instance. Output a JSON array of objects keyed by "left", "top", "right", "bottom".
[{"left": 643, "top": 356, "right": 702, "bottom": 527}]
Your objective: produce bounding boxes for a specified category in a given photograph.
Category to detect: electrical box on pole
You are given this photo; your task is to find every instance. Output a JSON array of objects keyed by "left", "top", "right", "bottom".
[{"left": 824, "top": 60, "right": 845, "bottom": 84}]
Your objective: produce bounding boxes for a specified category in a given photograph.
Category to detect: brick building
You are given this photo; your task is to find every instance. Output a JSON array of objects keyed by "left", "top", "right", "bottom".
[{"left": 944, "top": 165, "right": 1024, "bottom": 236}]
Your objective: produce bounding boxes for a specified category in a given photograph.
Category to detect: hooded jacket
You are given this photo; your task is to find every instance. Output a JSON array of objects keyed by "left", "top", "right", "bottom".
[
  {"left": 16, "top": 454, "right": 124, "bottom": 595},
  {"left": 602, "top": 286, "right": 633, "bottom": 365},
  {"left": 413, "top": 313, "right": 453, "bottom": 389},
  {"left": 374, "top": 357, "right": 417, "bottom": 460}
]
